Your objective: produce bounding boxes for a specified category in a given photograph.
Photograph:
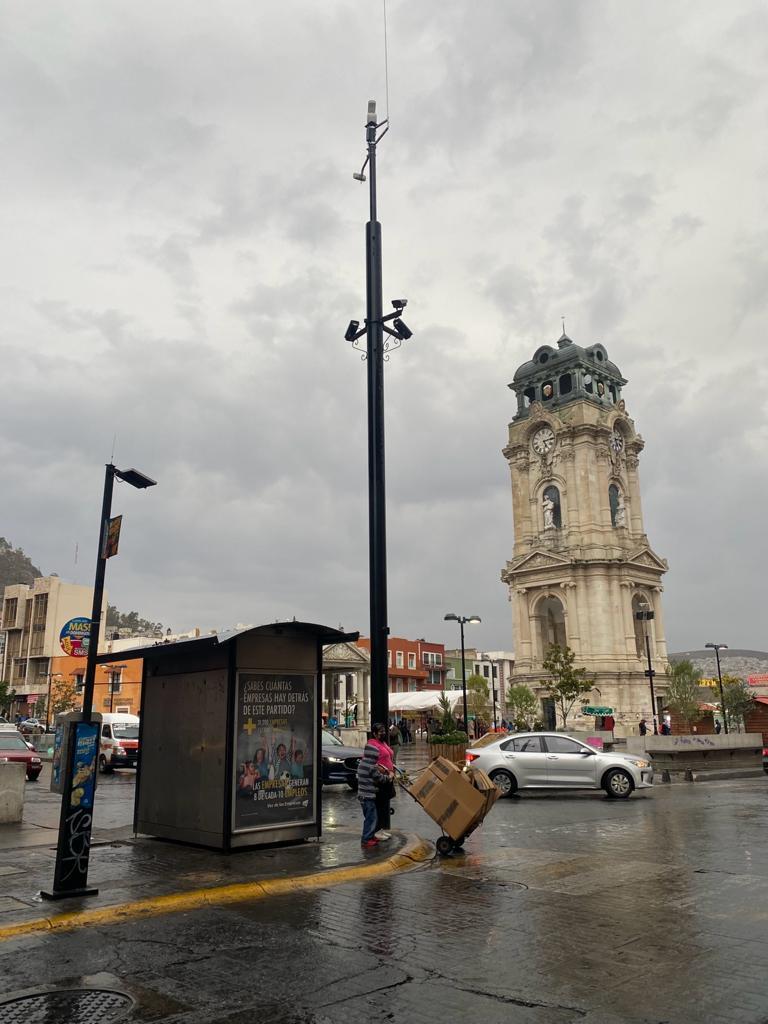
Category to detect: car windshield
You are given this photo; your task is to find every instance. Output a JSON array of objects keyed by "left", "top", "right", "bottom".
[
  {"left": 113, "top": 724, "right": 139, "bottom": 739},
  {"left": 322, "top": 730, "right": 343, "bottom": 746},
  {"left": 0, "top": 734, "right": 29, "bottom": 751}
]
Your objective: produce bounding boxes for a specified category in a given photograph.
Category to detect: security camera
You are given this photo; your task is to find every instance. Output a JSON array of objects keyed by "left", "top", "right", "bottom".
[
  {"left": 345, "top": 320, "right": 360, "bottom": 341},
  {"left": 393, "top": 318, "right": 412, "bottom": 340},
  {"left": 391, "top": 299, "right": 407, "bottom": 310}
]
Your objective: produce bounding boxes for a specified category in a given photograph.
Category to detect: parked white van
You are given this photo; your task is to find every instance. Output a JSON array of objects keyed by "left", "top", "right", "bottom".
[{"left": 98, "top": 713, "right": 140, "bottom": 773}]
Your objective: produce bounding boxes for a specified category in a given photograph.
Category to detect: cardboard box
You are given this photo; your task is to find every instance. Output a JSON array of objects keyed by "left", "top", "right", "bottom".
[
  {"left": 420, "top": 767, "right": 486, "bottom": 841},
  {"left": 466, "top": 766, "right": 502, "bottom": 816}
]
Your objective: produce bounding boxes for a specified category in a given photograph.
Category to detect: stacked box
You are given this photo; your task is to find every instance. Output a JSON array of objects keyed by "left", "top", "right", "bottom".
[{"left": 408, "top": 758, "right": 493, "bottom": 841}]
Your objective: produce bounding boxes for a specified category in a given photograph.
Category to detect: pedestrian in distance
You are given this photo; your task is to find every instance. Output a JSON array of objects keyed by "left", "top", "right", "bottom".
[
  {"left": 638, "top": 718, "right": 647, "bottom": 737},
  {"left": 714, "top": 719, "right": 722, "bottom": 735},
  {"left": 356, "top": 723, "right": 395, "bottom": 848},
  {"left": 388, "top": 721, "right": 402, "bottom": 762}
]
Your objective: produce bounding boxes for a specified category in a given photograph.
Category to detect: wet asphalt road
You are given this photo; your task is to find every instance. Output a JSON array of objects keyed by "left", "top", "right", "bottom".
[{"left": 2, "top": 766, "right": 768, "bottom": 1024}]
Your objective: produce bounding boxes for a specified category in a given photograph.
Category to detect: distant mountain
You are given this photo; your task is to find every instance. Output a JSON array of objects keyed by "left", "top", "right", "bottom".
[
  {"left": 670, "top": 649, "right": 768, "bottom": 681},
  {"left": 0, "top": 537, "right": 42, "bottom": 592}
]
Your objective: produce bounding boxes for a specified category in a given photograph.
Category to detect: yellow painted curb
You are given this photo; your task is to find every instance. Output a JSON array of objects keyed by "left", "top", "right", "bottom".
[{"left": 0, "top": 835, "right": 434, "bottom": 944}]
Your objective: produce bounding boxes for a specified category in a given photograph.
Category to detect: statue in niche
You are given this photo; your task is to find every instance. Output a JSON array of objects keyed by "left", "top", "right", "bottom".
[
  {"left": 615, "top": 498, "right": 626, "bottom": 527},
  {"left": 542, "top": 494, "right": 555, "bottom": 529}
]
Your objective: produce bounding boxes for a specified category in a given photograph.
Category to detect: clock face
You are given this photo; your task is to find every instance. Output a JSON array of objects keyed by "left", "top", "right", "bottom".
[
  {"left": 532, "top": 426, "right": 555, "bottom": 455},
  {"left": 611, "top": 430, "right": 624, "bottom": 453}
]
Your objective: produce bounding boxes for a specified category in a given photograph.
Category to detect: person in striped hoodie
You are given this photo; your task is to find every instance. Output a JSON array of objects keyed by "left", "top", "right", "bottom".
[{"left": 356, "top": 723, "right": 394, "bottom": 848}]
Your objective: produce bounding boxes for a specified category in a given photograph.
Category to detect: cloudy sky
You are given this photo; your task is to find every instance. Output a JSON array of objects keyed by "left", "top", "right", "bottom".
[{"left": 2, "top": 1, "right": 766, "bottom": 653}]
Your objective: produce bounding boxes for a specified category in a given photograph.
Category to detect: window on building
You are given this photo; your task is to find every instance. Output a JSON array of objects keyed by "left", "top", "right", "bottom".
[
  {"left": 408, "top": 653, "right": 416, "bottom": 669},
  {"left": 2, "top": 598, "right": 18, "bottom": 628},
  {"left": 542, "top": 380, "right": 554, "bottom": 401},
  {"left": 74, "top": 675, "right": 84, "bottom": 693},
  {"left": 483, "top": 665, "right": 490, "bottom": 678},
  {"left": 559, "top": 374, "right": 573, "bottom": 396},
  {"left": 387, "top": 650, "right": 392, "bottom": 667},
  {"left": 109, "top": 671, "right": 122, "bottom": 694},
  {"left": 435, "top": 654, "right": 442, "bottom": 665},
  {"left": 396, "top": 651, "right": 404, "bottom": 668},
  {"left": 583, "top": 373, "right": 593, "bottom": 394}
]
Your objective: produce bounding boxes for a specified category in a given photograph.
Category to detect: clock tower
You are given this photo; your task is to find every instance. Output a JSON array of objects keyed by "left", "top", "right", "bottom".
[{"left": 501, "top": 332, "right": 669, "bottom": 735}]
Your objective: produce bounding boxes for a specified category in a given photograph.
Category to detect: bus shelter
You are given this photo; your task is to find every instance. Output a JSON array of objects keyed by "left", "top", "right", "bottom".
[{"left": 96, "top": 621, "right": 357, "bottom": 850}]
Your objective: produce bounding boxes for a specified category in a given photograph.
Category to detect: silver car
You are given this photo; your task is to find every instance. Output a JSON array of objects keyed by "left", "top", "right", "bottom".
[{"left": 466, "top": 732, "right": 653, "bottom": 799}]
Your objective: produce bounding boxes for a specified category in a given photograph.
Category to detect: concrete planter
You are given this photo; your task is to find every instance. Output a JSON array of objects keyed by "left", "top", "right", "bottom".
[
  {"left": 428, "top": 742, "right": 467, "bottom": 764},
  {"left": 641, "top": 732, "right": 764, "bottom": 777},
  {"left": 0, "top": 762, "right": 26, "bottom": 824}
]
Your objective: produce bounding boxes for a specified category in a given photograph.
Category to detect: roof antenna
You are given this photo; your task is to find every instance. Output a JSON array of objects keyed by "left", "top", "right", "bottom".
[{"left": 110, "top": 432, "right": 117, "bottom": 463}]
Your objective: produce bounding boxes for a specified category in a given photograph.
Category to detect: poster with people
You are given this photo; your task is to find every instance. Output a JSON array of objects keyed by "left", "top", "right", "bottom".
[{"left": 232, "top": 672, "right": 316, "bottom": 833}]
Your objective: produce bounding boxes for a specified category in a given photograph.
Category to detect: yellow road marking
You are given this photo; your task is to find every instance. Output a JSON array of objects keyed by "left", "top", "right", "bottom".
[{"left": 0, "top": 836, "right": 433, "bottom": 943}]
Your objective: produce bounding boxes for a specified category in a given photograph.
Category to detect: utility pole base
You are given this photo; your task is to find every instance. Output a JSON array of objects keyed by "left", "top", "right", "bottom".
[{"left": 40, "top": 886, "right": 99, "bottom": 901}]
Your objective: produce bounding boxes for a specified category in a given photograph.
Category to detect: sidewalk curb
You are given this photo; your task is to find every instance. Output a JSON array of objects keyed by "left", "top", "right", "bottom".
[{"left": 0, "top": 834, "right": 434, "bottom": 944}]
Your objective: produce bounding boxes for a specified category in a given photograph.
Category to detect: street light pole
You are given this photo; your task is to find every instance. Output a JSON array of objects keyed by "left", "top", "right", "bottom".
[
  {"left": 44, "top": 672, "right": 62, "bottom": 732},
  {"left": 43, "top": 462, "right": 155, "bottom": 901},
  {"left": 444, "top": 614, "right": 481, "bottom": 737},
  {"left": 636, "top": 604, "right": 658, "bottom": 735},
  {"left": 345, "top": 100, "right": 413, "bottom": 745},
  {"left": 705, "top": 642, "right": 729, "bottom": 735}
]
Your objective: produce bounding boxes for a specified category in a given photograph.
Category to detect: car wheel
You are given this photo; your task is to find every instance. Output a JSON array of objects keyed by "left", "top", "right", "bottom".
[
  {"left": 98, "top": 754, "right": 112, "bottom": 774},
  {"left": 489, "top": 769, "right": 517, "bottom": 797},
  {"left": 604, "top": 769, "right": 633, "bottom": 799}
]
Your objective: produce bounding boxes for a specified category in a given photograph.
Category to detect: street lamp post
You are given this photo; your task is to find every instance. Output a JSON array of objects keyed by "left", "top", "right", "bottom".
[
  {"left": 705, "top": 642, "right": 729, "bottom": 734},
  {"left": 345, "top": 100, "right": 413, "bottom": 776},
  {"left": 635, "top": 603, "right": 658, "bottom": 735},
  {"left": 42, "top": 462, "right": 155, "bottom": 901},
  {"left": 444, "top": 614, "right": 481, "bottom": 737},
  {"left": 44, "top": 672, "right": 63, "bottom": 732},
  {"left": 101, "top": 664, "right": 127, "bottom": 714},
  {"left": 479, "top": 652, "right": 498, "bottom": 730}
]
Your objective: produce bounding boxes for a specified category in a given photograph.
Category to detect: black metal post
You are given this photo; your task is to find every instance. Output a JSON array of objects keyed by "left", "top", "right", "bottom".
[
  {"left": 644, "top": 632, "right": 658, "bottom": 735},
  {"left": 81, "top": 464, "right": 114, "bottom": 722},
  {"left": 714, "top": 646, "right": 728, "bottom": 734},
  {"left": 365, "top": 110, "right": 389, "bottom": 745},
  {"left": 459, "top": 620, "right": 469, "bottom": 737}
]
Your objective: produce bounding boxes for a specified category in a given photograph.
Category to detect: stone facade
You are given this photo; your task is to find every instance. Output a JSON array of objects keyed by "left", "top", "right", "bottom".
[{"left": 501, "top": 333, "right": 669, "bottom": 736}]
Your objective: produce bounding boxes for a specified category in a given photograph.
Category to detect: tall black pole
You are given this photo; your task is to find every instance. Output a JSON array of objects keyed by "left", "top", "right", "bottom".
[
  {"left": 644, "top": 631, "right": 658, "bottom": 735},
  {"left": 714, "top": 646, "right": 728, "bottom": 734},
  {"left": 365, "top": 109, "right": 389, "bottom": 741},
  {"left": 460, "top": 620, "right": 468, "bottom": 737},
  {"left": 81, "top": 464, "right": 115, "bottom": 722}
]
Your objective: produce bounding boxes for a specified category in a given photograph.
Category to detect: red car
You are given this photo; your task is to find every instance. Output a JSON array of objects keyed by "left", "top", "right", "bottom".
[{"left": 0, "top": 730, "right": 43, "bottom": 780}]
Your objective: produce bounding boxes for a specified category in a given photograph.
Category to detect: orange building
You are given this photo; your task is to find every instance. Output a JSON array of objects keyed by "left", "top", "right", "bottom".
[
  {"left": 49, "top": 653, "right": 144, "bottom": 716},
  {"left": 356, "top": 636, "right": 447, "bottom": 693}
]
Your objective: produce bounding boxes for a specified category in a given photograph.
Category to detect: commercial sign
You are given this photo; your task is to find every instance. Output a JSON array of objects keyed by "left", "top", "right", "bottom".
[
  {"left": 747, "top": 675, "right": 768, "bottom": 687},
  {"left": 103, "top": 515, "right": 123, "bottom": 559},
  {"left": 59, "top": 617, "right": 91, "bottom": 658},
  {"left": 581, "top": 706, "right": 614, "bottom": 716},
  {"left": 232, "top": 672, "right": 315, "bottom": 833}
]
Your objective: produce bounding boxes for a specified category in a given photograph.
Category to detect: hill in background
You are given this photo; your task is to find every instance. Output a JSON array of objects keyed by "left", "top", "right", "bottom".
[{"left": 0, "top": 537, "right": 42, "bottom": 593}]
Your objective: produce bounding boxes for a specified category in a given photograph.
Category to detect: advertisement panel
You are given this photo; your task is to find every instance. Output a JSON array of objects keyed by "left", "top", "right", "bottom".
[
  {"left": 232, "top": 672, "right": 316, "bottom": 833},
  {"left": 59, "top": 617, "right": 91, "bottom": 657}
]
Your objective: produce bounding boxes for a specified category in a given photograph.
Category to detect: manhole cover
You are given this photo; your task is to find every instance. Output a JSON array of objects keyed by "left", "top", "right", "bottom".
[{"left": 0, "top": 989, "right": 134, "bottom": 1023}]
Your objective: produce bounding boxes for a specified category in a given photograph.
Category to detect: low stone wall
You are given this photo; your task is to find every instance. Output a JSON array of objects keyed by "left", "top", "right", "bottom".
[
  {"left": 643, "top": 733, "right": 763, "bottom": 776},
  {"left": 0, "top": 762, "right": 26, "bottom": 823}
]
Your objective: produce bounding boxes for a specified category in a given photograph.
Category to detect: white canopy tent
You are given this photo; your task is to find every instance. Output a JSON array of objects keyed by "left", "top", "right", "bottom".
[{"left": 387, "top": 690, "right": 463, "bottom": 713}]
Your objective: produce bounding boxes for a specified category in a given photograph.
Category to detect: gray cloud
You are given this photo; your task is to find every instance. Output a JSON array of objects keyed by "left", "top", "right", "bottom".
[{"left": 1, "top": 0, "right": 766, "bottom": 656}]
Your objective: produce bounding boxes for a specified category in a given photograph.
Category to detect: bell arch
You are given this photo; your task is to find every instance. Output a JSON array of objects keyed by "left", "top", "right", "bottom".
[{"left": 532, "top": 593, "right": 567, "bottom": 659}]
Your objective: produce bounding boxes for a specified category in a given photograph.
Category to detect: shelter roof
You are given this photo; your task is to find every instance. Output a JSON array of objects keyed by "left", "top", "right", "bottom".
[{"left": 95, "top": 621, "right": 358, "bottom": 665}]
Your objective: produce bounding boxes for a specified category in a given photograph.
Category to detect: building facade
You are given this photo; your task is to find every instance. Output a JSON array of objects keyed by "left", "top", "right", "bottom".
[
  {"left": 501, "top": 332, "right": 669, "bottom": 735},
  {"left": 1, "top": 576, "right": 108, "bottom": 719},
  {"left": 356, "top": 636, "right": 447, "bottom": 693}
]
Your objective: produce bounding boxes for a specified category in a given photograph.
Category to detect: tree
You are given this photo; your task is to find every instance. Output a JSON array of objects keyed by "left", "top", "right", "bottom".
[
  {"left": 540, "top": 644, "right": 595, "bottom": 729},
  {"left": 436, "top": 692, "right": 455, "bottom": 733},
  {"left": 664, "top": 659, "right": 701, "bottom": 731},
  {"left": 106, "top": 604, "right": 165, "bottom": 637},
  {"left": 505, "top": 684, "right": 538, "bottom": 729},
  {"left": 466, "top": 673, "right": 490, "bottom": 720},
  {"left": 0, "top": 678, "right": 16, "bottom": 717},
  {"left": 721, "top": 675, "right": 753, "bottom": 732},
  {"left": 50, "top": 677, "right": 79, "bottom": 717}
]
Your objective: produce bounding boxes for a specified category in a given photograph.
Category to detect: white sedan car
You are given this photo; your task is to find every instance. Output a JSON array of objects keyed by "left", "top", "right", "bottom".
[{"left": 466, "top": 732, "right": 653, "bottom": 799}]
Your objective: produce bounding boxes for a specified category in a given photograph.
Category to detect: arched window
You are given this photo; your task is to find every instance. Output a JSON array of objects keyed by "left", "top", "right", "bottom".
[
  {"left": 583, "top": 373, "right": 593, "bottom": 394},
  {"left": 559, "top": 374, "right": 573, "bottom": 396},
  {"left": 536, "top": 596, "right": 567, "bottom": 656},
  {"left": 609, "top": 484, "right": 626, "bottom": 527},
  {"left": 542, "top": 485, "right": 562, "bottom": 529},
  {"left": 523, "top": 386, "right": 536, "bottom": 407},
  {"left": 542, "top": 380, "right": 554, "bottom": 401}
]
